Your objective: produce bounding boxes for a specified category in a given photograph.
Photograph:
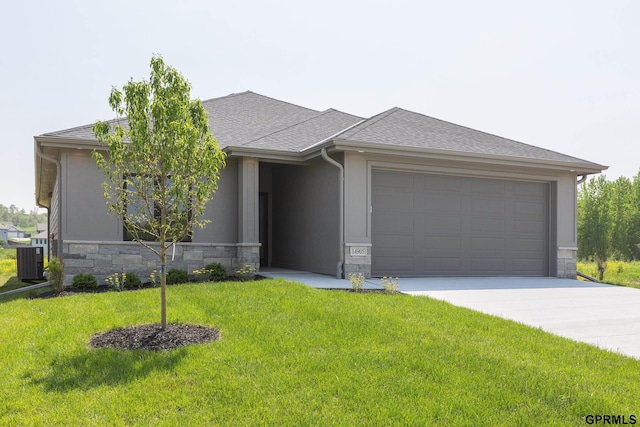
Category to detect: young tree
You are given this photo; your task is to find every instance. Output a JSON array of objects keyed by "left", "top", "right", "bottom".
[
  {"left": 93, "top": 55, "right": 226, "bottom": 329},
  {"left": 608, "top": 176, "right": 634, "bottom": 260},
  {"left": 578, "top": 176, "right": 612, "bottom": 280}
]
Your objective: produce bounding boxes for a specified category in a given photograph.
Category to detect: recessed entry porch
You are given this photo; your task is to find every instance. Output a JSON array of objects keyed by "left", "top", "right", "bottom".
[{"left": 258, "top": 161, "right": 341, "bottom": 276}]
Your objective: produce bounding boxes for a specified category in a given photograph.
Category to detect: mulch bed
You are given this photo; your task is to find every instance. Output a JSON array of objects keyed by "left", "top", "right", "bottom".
[
  {"left": 89, "top": 324, "right": 221, "bottom": 351},
  {"left": 34, "top": 284, "right": 115, "bottom": 299}
]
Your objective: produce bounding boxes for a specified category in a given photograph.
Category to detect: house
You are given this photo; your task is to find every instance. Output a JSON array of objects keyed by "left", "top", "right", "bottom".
[
  {"left": 0, "top": 222, "right": 26, "bottom": 241},
  {"left": 34, "top": 91, "right": 606, "bottom": 282},
  {"left": 31, "top": 230, "right": 48, "bottom": 254}
]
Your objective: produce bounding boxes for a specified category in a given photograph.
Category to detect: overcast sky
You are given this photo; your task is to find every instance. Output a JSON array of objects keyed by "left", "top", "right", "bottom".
[{"left": 1, "top": 0, "right": 638, "bottom": 211}]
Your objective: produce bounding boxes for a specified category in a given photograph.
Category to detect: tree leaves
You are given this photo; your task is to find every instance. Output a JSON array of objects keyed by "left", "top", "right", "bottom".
[
  {"left": 578, "top": 172, "right": 640, "bottom": 279},
  {"left": 92, "top": 55, "right": 227, "bottom": 327}
]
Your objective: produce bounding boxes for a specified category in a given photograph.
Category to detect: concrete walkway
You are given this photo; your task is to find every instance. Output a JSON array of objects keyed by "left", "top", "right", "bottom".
[
  {"left": 260, "top": 268, "right": 384, "bottom": 290},
  {"left": 260, "top": 269, "right": 640, "bottom": 359}
]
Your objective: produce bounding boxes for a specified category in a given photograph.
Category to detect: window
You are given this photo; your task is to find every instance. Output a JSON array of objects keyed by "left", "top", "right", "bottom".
[{"left": 123, "top": 174, "right": 192, "bottom": 242}]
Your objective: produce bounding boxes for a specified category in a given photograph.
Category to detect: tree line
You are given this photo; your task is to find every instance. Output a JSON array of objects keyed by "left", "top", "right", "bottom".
[
  {"left": 0, "top": 204, "right": 47, "bottom": 230},
  {"left": 578, "top": 172, "right": 640, "bottom": 279}
]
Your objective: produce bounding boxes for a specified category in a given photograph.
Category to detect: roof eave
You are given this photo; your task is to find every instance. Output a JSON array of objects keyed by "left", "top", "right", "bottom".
[
  {"left": 35, "top": 135, "right": 103, "bottom": 150},
  {"left": 323, "top": 139, "right": 608, "bottom": 175},
  {"left": 223, "top": 146, "right": 306, "bottom": 164}
]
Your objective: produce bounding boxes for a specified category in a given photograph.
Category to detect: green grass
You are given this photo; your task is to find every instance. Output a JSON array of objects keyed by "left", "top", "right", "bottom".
[
  {"left": 1, "top": 280, "right": 638, "bottom": 425},
  {"left": 578, "top": 260, "right": 640, "bottom": 288},
  {"left": 0, "top": 259, "right": 15, "bottom": 276},
  {"left": 0, "top": 248, "right": 16, "bottom": 260}
]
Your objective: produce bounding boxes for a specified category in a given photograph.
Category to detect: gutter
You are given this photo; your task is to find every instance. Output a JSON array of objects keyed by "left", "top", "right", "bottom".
[
  {"left": 35, "top": 143, "right": 63, "bottom": 259},
  {"left": 577, "top": 174, "right": 587, "bottom": 185},
  {"left": 320, "top": 147, "right": 344, "bottom": 279}
]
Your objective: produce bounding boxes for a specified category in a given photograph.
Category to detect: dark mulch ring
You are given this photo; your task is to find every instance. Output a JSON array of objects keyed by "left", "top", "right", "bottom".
[{"left": 89, "top": 324, "right": 221, "bottom": 351}]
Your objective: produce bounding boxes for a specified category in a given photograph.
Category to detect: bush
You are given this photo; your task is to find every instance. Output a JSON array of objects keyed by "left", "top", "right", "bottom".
[
  {"left": 381, "top": 276, "right": 399, "bottom": 293},
  {"left": 348, "top": 273, "right": 364, "bottom": 292},
  {"left": 71, "top": 273, "right": 98, "bottom": 289},
  {"left": 202, "top": 262, "right": 228, "bottom": 282},
  {"left": 235, "top": 264, "right": 257, "bottom": 282},
  {"left": 167, "top": 268, "right": 189, "bottom": 285},
  {"left": 124, "top": 272, "right": 142, "bottom": 289},
  {"left": 46, "top": 258, "right": 64, "bottom": 292}
]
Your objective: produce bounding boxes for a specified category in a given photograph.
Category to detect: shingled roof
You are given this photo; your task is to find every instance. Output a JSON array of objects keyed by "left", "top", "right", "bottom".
[
  {"left": 333, "top": 107, "right": 596, "bottom": 165},
  {"left": 42, "top": 91, "right": 361, "bottom": 151},
  {"left": 40, "top": 91, "right": 602, "bottom": 168}
]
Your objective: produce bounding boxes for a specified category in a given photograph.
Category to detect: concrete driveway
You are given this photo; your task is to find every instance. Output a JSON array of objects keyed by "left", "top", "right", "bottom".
[
  {"left": 394, "top": 277, "right": 640, "bottom": 359},
  {"left": 261, "top": 269, "right": 640, "bottom": 359}
]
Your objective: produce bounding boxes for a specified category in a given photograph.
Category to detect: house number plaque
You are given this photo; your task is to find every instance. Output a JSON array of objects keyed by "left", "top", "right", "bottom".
[{"left": 349, "top": 246, "right": 368, "bottom": 257}]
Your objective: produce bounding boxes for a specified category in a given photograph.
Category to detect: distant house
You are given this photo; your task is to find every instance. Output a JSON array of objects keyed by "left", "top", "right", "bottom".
[
  {"left": 37, "top": 223, "right": 47, "bottom": 234},
  {"left": 31, "top": 230, "right": 48, "bottom": 254},
  {"left": 0, "top": 222, "right": 26, "bottom": 241},
  {"left": 34, "top": 91, "right": 606, "bottom": 282}
]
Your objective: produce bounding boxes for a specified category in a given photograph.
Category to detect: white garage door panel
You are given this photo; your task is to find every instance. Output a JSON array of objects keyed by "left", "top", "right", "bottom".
[{"left": 372, "top": 170, "right": 549, "bottom": 277}]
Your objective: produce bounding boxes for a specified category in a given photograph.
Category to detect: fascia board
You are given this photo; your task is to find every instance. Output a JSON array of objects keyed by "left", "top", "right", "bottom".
[
  {"left": 223, "top": 146, "right": 306, "bottom": 164},
  {"left": 328, "top": 139, "right": 607, "bottom": 175},
  {"left": 35, "top": 135, "right": 105, "bottom": 151}
]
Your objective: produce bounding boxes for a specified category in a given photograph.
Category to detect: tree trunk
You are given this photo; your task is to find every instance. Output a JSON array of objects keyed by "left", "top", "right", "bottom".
[
  {"left": 160, "top": 202, "right": 167, "bottom": 330},
  {"left": 597, "top": 258, "right": 607, "bottom": 282},
  {"left": 160, "top": 243, "right": 167, "bottom": 329}
]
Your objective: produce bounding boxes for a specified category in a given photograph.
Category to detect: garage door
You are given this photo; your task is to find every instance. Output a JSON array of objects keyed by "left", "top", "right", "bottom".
[{"left": 372, "top": 170, "right": 549, "bottom": 277}]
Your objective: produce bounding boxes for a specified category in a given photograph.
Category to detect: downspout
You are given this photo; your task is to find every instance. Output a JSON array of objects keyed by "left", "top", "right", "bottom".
[
  {"left": 46, "top": 207, "right": 50, "bottom": 262},
  {"left": 577, "top": 174, "right": 587, "bottom": 185},
  {"left": 321, "top": 147, "right": 344, "bottom": 279},
  {"left": 35, "top": 143, "right": 63, "bottom": 260}
]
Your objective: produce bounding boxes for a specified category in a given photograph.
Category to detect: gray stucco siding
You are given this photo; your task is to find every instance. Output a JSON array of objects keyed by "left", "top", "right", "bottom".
[
  {"left": 62, "top": 151, "right": 121, "bottom": 241},
  {"left": 193, "top": 158, "right": 238, "bottom": 244},
  {"left": 58, "top": 151, "right": 239, "bottom": 244}
]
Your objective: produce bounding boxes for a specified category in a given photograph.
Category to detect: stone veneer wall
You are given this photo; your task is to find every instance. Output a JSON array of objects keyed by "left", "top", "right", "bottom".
[
  {"left": 557, "top": 247, "right": 578, "bottom": 279},
  {"left": 343, "top": 243, "right": 372, "bottom": 278},
  {"left": 62, "top": 240, "right": 260, "bottom": 284}
]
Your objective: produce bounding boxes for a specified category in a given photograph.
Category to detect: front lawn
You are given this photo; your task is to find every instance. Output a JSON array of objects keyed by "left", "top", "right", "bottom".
[{"left": 1, "top": 279, "right": 638, "bottom": 425}]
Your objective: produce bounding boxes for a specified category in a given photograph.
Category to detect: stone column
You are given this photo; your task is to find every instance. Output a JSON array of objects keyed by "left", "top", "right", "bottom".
[
  {"left": 344, "top": 243, "right": 372, "bottom": 278},
  {"left": 557, "top": 247, "right": 578, "bottom": 279}
]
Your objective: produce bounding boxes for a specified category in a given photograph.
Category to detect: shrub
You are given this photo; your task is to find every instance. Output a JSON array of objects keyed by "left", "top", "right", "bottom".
[
  {"left": 195, "top": 262, "right": 228, "bottom": 282},
  {"left": 235, "top": 264, "right": 257, "bottom": 282},
  {"left": 148, "top": 270, "right": 159, "bottom": 287},
  {"left": 106, "top": 273, "right": 126, "bottom": 291},
  {"left": 71, "top": 273, "right": 98, "bottom": 289},
  {"left": 167, "top": 268, "right": 189, "bottom": 285},
  {"left": 124, "top": 272, "right": 142, "bottom": 289},
  {"left": 381, "top": 276, "right": 399, "bottom": 293},
  {"left": 46, "top": 257, "right": 64, "bottom": 292},
  {"left": 348, "top": 273, "right": 365, "bottom": 292}
]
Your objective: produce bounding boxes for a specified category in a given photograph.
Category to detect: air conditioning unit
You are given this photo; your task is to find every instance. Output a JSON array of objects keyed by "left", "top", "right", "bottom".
[{"left": 17, "top": 247, "right": 45, "bottom": 282}]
